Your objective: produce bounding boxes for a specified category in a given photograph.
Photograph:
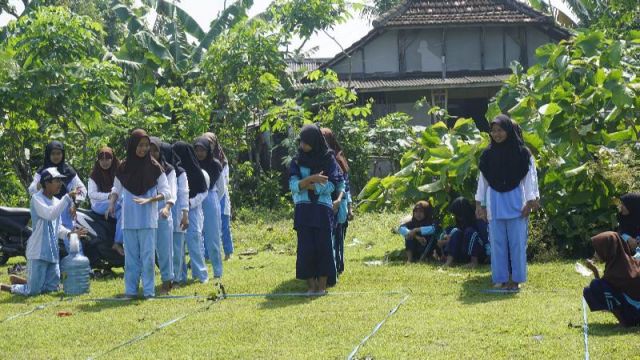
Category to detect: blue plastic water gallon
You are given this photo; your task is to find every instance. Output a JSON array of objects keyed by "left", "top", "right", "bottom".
[{"left": 61, "top": 233, "right": 90, "bottom": 295}]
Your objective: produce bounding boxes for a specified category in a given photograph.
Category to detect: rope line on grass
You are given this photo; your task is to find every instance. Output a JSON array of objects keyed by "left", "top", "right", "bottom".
[
  {"left": 346, "top": 293, "right": 411, "bottom": 360},
  {"left": 86, "top": 296, "right": 222, "bottom": 360},
  {"left": 582, "top": 297, "right": 590, "bottom": 360},
  {"left": 0, "top": 298, "right": 71, "bottom": 323}
]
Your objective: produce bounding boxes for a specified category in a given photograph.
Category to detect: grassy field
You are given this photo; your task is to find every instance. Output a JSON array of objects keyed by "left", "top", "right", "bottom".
[{"left": 0, "top": 211, "right": 636, "bottom": 359}]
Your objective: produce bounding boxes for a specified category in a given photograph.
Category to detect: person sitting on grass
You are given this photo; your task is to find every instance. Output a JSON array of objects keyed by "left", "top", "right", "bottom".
[
  {"left": 398, "top": 201, "right": 438, "bottom": 263},
  {"left": 583, "top": 231, "right": 640, "bottom": 327},
  {"left": 437, "top": 197, "right": 489, "bottom": 268},
  {"left": 1, "top": 168, "right": 85, "bottom": 296}
]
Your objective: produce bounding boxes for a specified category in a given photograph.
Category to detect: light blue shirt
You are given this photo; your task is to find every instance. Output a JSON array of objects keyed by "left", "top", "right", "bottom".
[
  {"left": 26, "top": 191, "right": 72, "bottom": 263},
  {"left": 111, "top": 174, "right": 170, "bottom": 230}
]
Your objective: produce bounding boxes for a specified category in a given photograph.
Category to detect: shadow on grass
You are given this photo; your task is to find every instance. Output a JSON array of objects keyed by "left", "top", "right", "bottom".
[
  {"left": 458, "top": 273, "right": 519, "bottom": 304},
  {"left": 76, "top": 297, "right": 145, "bottom": 312},
  {"left": 588, "top": 321, "right": 639, "bottom": 336},
  {"left": 257, "top": 278, "right": 316, "bottom": 310}
]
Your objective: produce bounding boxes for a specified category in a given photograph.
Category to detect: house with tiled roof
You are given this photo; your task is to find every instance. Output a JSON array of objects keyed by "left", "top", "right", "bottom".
[{"left": 321, "top": 0, "right": 569, "bottom": 128}]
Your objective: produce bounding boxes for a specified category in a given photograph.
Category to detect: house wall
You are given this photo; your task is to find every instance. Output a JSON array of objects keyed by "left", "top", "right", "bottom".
[
  {"left": 446, "top": 28, "right": 482, "bottom": 71},
  {"left": 331, "top": 25, "right": 559, "bottom": 77},
  {"left": 405, "top": 29, "right": 443, "bottom": 72}
]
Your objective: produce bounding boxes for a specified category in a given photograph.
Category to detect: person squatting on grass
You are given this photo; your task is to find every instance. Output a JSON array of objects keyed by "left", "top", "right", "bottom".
[
  {"left": 398, "top": 201, "right": 438, "bottom": 263},
  {"left": 583, "top": 231, "right": 640, "bottom": 327},
  {"left": 28, "top": 141, "right": 87, "bottom": 253},
  {"left": 194, "top": 136, "right": 224, "bottom": 282},
  {"left": 172, "top": 141, "right": 210, "bottom": 285},
  {"left": 204, "top": 132, "right": 234, "bottom": 261},
  {"left": 108, "top": 129, "right": 170, "bottom": 298},
  {"left": 1, "top": 168, "right": 85, "bottom": 295},
  {"left": 88, "top": 147, "right": 125, "bottom": 257},
  {"left": 289, "top": 124, "right": 342, "bottom": 295},
  {"left": 321, "top": 127, "right": 353, "bottom": 277},
  {"left": 476, "top": 115, "right": 539, "bottom": 291},
  {"left": 149, "top": 137, "right": 177, "bottom": 295},
  {"left": 437, "top": 197, "right": 489, "bottom": 268}
]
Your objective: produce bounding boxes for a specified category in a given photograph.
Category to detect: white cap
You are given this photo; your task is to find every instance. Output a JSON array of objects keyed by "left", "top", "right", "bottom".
[{"left": 40, "top": 167, "right": 66, "bottom": 182}]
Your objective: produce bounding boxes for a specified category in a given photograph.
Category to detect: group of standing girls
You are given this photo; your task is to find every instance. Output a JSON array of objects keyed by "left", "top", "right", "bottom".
[
  {"left": 13, "top": 129, "right": 233, "bottom": 298},
  {"left": 289, "top": 125, "right": 353, "bottom": 295}
]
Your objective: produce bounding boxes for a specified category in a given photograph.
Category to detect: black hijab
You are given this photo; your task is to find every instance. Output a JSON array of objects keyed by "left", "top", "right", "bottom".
[
  {"left": 38, "top": 141, "right": 77, "bottom": 198},
  {"left": 478, "top": 115, "right": 531, "bottom": 193},
  {"left": 149, "top": 137, "right": 174, "bottom": 176},
  {"left": 116, "top": 129, "right": 164, "bottom": 196},
  {"left": 619, "top": 193, "right": 640, "bottom": 238},
  {"left": 403, "top": 201, "right": 434, "bottom": 230},
  {"left": 161, "top": 142, "right": 184, "bottom": 177},
  {"left": 194, "top": 136, "right": 222, "bottom": 189},
  {"left": 449, "top": 197, "right": 476, "bottom": 230},
  {"left": 172, "top": 141, "right": 207, "bottom": 199},
  {"left": 295, "top": 124, "right": 334, "bottom": 174}
]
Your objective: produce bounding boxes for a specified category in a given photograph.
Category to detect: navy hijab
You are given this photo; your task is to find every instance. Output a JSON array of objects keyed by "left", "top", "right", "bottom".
[
  {"left": 172, "top": 141, "right": 207, "bottom": 199},
  {"left": 478, "top": 115, "right": 531, "bottom": 193},
  {"left": 38, "top": 141, "right": 77, "bottom": 198},
  {"left": 161, "top": 142, "right": 184, "bottom": 178},
  {"left": 194, "top": 136, "right": 222, "bottom": 190}
]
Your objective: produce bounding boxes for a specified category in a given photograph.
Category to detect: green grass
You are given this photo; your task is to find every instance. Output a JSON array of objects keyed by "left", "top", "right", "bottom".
[{"left": 0, "top": 211, "right": 636, "bottom": 359}]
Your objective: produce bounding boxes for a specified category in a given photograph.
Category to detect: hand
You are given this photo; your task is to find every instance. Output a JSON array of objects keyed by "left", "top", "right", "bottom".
[
  {"left": 347, "top": 209, "right": 354, "bottom": 221},
  {"left": 585, "top": 258, "right": 600, "bottom": 279},
  {"left": 309, "top": 171, "right": 328, "bottom": 184},
  {"left": 522, "top": 200, "right": 536, "bottom": 217},
  {"left": 160, "top": 205, "right": 171, "bottom": 219},
  {"left": 69, "top": 206, "right": 77, "bottom": 221},
  {"left": 332, "top": 200, "right": 340, "bottom": 213},
  {"left": 71, "top": 226, "right": 89, "bottom": 238},
  {"left": 106, "top": 204, "right": 115, "bottom": 220},
  {"left": 134, "top": 197, "right": 152, "bottom": 206},
  {"left": 416, "top": 236, "right": 427, "bottom": 245},
  {"left": 68, "top": 188, "right": 78, "bottom": 201},
  {"left": 476, "top": 206, "right": 487, "bottom": 222},
  {"left": 437, "top": 239, "right": 448, "bottom": 248},
  {"left": 628, "top": 237, "right": 638, "bottom": 250},
  {"left": 180, "top": 212, "right": 189, "bottom": 231}
]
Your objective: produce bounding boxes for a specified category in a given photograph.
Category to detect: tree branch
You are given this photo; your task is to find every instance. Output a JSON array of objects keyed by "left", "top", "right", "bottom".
[{"left": 322, "top": 29, "right": 352, "bottom": 87}]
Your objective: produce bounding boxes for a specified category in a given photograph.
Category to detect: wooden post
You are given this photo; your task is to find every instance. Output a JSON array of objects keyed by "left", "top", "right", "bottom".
[
  {"left": 502, "top": 28, "right": 507, "bottom": 68},
  {"left": 519, "top": 26, "right": 528, "bottom": 68},
  {"left": 441, "top": 28, "right": 447, "bottom": 79},
  {"left": 398, "top": 30, "right": 406, "bottom": 73},
  {"left": 480, "top": 27, "right": 486, "bottom": 71}
]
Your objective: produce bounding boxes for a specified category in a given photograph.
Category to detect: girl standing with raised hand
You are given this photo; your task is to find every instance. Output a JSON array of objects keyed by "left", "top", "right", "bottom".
[
  {"left": 29, "top": 141, "right": 87, "bottom": 250},
  {"left": 172, "top": 141, "right": 209, "bottom": 284},
  {"left": 149, "top": 137, "right": 177, "bottom": 294},
  {"left": 476, "top": 115, "right": 539, "bottom": 290},
  {"left": 204, "top": 132, "right": 234, "bottom": 261},
  {"left": 87, "top": 147, "right": 125, "bottom": 256},
  {"left": 108, "top": 129, "right": 170, "bottom": 298},
  {"left": 289, "top": 124, "right": 342, "bottom": 295},
  {"left": 194, "top": 136, "right": 224, "bottom": 281}
]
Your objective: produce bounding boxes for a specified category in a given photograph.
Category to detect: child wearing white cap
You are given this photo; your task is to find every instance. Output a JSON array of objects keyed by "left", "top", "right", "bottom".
[{"left": 1, "top": 167, "right": 85, "bottom": 296}]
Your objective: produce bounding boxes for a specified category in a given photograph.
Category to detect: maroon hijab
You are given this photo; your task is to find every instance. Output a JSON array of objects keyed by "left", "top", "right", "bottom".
[
  {"left": 90, "top": 147, "right": 119, "bottom": 193},
  {"left": 116, "top": 129, "right": 164, "bottom": 196},
  {"left": 592, "top": 231, "right": 640, "bottom": 300}
]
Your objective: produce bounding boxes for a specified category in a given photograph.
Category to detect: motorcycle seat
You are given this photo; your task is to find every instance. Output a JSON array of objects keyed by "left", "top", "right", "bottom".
[{"left": 0, "top": 206, "right": 30, "bottom": 217}]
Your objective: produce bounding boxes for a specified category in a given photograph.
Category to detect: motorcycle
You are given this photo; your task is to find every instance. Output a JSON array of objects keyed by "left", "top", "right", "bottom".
[{"left": 0, "top": 206, "right": 124, "bottom": 270}]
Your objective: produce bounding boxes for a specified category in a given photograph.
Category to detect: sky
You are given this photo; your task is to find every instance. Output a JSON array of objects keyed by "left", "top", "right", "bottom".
[{"left": 0, "top": 0, "right": 577, "bottom": 59}]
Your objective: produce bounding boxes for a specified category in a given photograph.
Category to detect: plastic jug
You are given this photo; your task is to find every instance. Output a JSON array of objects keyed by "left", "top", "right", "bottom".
[{"left": 61, "top": 233, "right": 90, "bottom": 295}]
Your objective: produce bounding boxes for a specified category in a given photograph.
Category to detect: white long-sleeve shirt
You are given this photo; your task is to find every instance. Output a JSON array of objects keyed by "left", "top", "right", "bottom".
[
  {"left": 26, "top": 191, "right": 72, "bottom": 263},
  {"left": 189, "top": 170, "right": 210, "bottom": 209},
  {"left": 29, "top": 171, "right": 86, "bottom": 202},
  {"left": 475, "top": 157, "right": 539, "bottom": 221},
  {"left": 221, "top": 164, "right": 231, "bottom": 216}
]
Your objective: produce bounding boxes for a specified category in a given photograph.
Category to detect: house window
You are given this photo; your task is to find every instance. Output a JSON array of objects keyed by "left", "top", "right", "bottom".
[{"left": 429, "top": 89, "right": 448, "bottom": 124}]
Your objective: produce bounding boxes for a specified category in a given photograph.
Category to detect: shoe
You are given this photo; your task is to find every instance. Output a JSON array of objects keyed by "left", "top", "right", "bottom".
[{"left": 9, "top": 275, "right": 26, "bottom": 285}]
